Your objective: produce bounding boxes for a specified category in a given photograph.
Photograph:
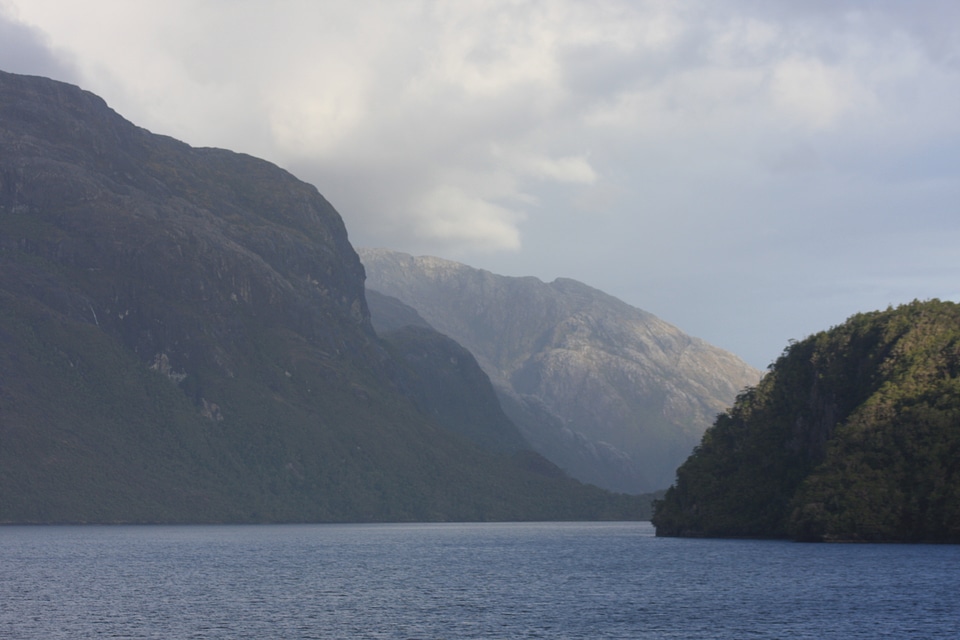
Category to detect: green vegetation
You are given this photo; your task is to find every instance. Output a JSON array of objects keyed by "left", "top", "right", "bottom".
[{"left": 652, "top": 300, "right": 960, "bottom": 542}]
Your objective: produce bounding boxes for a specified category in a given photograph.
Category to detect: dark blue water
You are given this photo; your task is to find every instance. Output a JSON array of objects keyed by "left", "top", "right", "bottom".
[{"left": 1, "top": 521, "right": 958, "bottom": 639}]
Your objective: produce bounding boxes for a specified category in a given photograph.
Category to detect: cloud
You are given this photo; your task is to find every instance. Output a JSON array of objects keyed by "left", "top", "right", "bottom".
[
  {"left": 491, "top": 146, "right": 597, "bottom": 185},
  {"left": 0, "top": 3, "right": 76, "bottom": 81},
  {"left": 413, "top": 185, "right": 523, "bottom": 252},
  {"left": 770, "top": 55, "right": 872, "bottom": 129},
  {"left": 5, "top": 0, "right": 960, "bottom": 367}
]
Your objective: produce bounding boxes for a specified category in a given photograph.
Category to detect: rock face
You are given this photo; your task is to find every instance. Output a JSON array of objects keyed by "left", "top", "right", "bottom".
[
  {"left": 0, "top": 70, "right": 368, "bottom": 357},
  {"left": 653, "top": 300, "right": 960, "bottom": 542},
  {"left": 0, "top": 70, "right": 646, "bottom": 523},
  {"left": 359, "top": 248, "right": 761, "bottom": 492}
]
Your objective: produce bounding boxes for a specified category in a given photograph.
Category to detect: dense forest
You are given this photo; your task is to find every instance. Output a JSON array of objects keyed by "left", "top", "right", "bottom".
[{"left": 652, "top": 299, "right": 960, "bottom": 542}]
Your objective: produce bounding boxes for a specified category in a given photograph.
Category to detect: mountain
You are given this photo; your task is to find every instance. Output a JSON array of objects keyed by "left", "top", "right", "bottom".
[
  {"left": 366, "top": 289, "right": 433, "bottom": 333},
  {"left": 652, "top": 300, "right": 960, "bottom": 542},
  {"left": 0, "top": 69, "right": 647, "bottom": 523},
  {"left": 358, "top": 248, "right": 761, "bottom": 493}
]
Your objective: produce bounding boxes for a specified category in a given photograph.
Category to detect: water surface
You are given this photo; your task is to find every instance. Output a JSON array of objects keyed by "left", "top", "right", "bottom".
[{"left": 2, "top": 521, "right": 958, "bottom": 638}]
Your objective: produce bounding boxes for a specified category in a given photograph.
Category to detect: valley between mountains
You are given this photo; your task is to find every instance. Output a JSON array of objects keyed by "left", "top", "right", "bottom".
[
  {"left": 8, "top": 69, "right": 953, "bottom": 541},
  {"left": 360, "top": 248, "right": 760, "bottom": 493},
  {"left": 0, "top": 69, "right": 756, "bottom": 521}
]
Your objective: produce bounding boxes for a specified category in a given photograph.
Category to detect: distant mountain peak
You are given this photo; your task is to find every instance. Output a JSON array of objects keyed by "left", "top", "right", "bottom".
[{"left": 359, "top": 247, "right": 761, "bottom": 493}]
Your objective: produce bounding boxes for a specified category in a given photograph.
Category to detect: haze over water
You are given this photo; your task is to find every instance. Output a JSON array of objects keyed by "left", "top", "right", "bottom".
[{"left": 3, "top": 522, "right": 958, "bottom": 639}]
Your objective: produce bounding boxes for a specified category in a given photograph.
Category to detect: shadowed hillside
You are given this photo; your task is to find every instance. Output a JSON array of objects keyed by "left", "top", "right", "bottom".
[{"left": 0, "top": 70, "right": 648, "bottom": 523}]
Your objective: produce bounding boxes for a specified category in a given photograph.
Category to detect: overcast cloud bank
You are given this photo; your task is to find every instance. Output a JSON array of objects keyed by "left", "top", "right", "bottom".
[{"left": 3, "top": 0, "right": 959, "bottom": 367}]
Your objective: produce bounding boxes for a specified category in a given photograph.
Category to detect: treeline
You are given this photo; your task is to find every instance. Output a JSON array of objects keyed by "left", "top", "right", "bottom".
[{"left": 652, "top": 299, "right": 960, "bottom": 542}]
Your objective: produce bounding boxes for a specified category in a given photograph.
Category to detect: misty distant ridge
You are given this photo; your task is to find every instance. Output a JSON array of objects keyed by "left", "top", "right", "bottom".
[{"left": 359, "top": 248, "right": 762, "bottom": 493}]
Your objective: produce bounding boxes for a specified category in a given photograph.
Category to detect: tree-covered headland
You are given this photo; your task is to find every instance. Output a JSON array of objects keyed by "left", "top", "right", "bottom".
[{"left": 653, "top": 300, "right": 960, "bottom": 542}]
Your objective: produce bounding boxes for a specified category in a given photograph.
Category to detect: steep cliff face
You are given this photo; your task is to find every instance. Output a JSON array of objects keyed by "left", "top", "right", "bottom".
[
  {"left": 653, "top": 300, "right": 960, "bottom": 542},
  {"left": 359, "top": 248, "right": 761, "bottom": 493},
  {"left": 0, "top": 70, "right": 645, "bottom": 523},
  {"left": 1, "top": 70, "right": 369, "bottom": 367}
]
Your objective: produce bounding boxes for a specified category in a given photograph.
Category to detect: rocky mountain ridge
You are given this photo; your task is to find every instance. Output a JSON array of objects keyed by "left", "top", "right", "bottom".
[{"left": 359, "top": 248, "right": 761, "bottom": 492}]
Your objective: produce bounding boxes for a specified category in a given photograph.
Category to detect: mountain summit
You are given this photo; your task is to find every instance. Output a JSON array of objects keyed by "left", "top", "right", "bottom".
[{"left": 359, "top": 248, "right": 761, "bottom": 492}]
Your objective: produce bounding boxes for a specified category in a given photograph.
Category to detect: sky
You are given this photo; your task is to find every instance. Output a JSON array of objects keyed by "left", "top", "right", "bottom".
[{"left": 3, "top": 0, "right": 959, "bottom": 369}]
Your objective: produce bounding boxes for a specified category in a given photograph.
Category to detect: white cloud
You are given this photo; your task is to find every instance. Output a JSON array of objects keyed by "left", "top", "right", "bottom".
[
  {"left": 267, "top": 80, "right": 370, "bottom": 157},
  {"left": 5, "top": 0, "right": 960, "bottom": 366},
  {"left": 412, "top": 185, "right": 523, "bottom": 252},
  {"left": 491, "top": 146, "right": 597, "bottom": 184},
  {"left": 770, "top": 55, "right": 873, "bottom": 130}
]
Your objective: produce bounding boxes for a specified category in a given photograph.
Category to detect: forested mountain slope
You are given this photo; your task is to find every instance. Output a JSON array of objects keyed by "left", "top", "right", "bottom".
[{"left": 653, "top": 300, "right": 960, "bottom": 542}]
